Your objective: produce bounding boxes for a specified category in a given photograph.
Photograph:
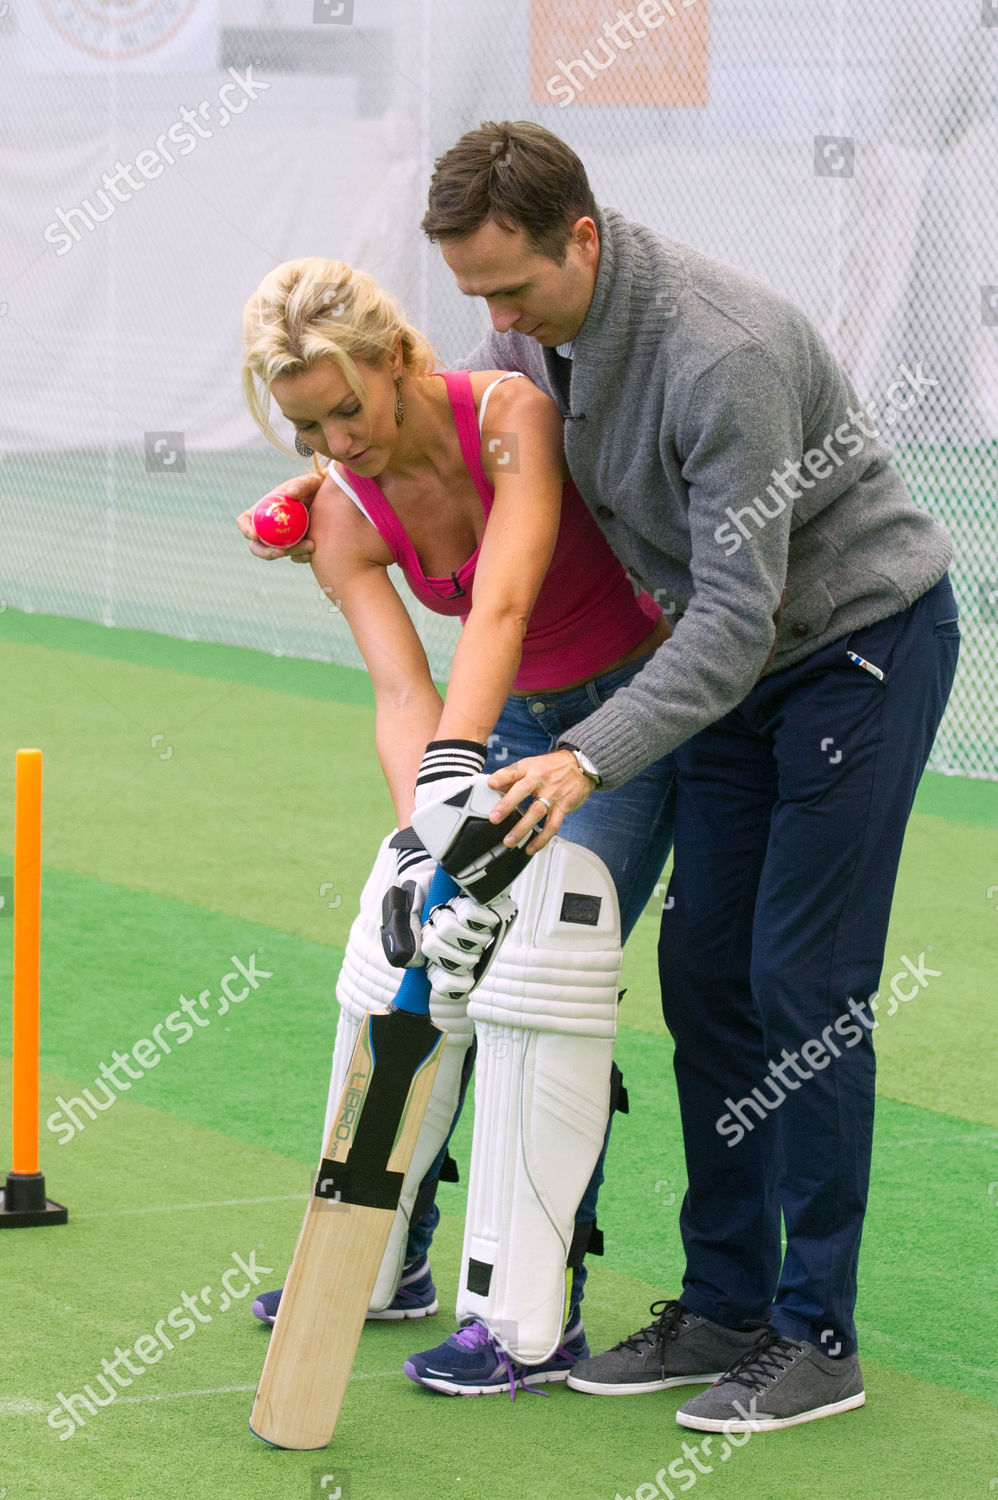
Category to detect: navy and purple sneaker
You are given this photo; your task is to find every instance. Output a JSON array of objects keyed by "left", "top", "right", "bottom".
[
  {"left": 251, "top": 1256, "right": 439, "bottom": 1326},
  {"left": 404, "top": 1316, "right": 588, "bottom": 1398}
]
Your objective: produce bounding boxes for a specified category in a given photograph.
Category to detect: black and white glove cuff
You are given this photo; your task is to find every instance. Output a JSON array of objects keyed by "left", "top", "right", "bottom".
[
  {"left": 389, "top": 825, "right": 431, "bottom": 880},
  {"left": 415, "top": 739, "right": 487, "bottom": 796}
]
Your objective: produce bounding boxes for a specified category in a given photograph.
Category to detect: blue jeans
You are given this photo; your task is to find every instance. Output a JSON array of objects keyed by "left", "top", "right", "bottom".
[
  {"left": 659, "top": 576, "right": 959, "bottom": 1354},
  {"left": 408, "top": 655, "right": 677, "bottom": 1313}
]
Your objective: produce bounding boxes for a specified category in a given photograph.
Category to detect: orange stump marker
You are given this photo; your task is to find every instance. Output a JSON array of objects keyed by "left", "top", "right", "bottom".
[{"left": 0, "top": 749, "right": 67, "bottom": 1227}]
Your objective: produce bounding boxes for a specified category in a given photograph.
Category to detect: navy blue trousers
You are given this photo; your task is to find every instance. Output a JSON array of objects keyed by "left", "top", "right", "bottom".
[{"left": 659, "top": 575, "right": 959, "bottom": 1355}]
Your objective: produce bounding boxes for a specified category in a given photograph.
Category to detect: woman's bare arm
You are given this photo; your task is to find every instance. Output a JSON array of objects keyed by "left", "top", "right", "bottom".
[
  {"left": 434, "top": 376, "right": 566, "bottom": 744},
  {"left": 307, "top": 477, "right": 443, "bottom": 824}
]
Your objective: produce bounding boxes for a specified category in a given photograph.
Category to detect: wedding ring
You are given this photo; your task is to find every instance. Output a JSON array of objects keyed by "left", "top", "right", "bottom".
[{"left": 537, "top": 796, "right": 552, "bottom": 812}]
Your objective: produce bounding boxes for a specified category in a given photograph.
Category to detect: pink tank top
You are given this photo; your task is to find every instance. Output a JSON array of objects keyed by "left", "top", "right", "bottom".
[{"left": 339, "top": 370, "right": 660, "bottom": 692}]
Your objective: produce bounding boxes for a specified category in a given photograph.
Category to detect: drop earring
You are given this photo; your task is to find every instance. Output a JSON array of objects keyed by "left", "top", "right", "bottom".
[
  {"left": 394, "top": 375, "right": 405, "bottom": 427},
  {"left": 295, "top": 433, "right": 313, "bottom": 458}
]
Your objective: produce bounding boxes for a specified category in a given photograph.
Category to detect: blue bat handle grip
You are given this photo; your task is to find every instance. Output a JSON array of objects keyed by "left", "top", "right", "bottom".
[{"left": 392, "top": 866, "right": 461, "bottom": 1015}]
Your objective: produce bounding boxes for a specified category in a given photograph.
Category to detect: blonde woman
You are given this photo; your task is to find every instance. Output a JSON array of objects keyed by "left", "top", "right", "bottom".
[{"left": 238, "top": 259, "right": 676, "bottom": 1394}]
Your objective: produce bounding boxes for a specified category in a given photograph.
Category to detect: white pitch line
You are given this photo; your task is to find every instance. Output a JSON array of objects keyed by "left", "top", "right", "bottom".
[
  {"left": 109, "top": 1370, "right": 401, "bottom": 1406},
  {"left": 0, "top": 1397, "right": 51, "bottom": 1415},
  {"left": 72, "top": 1194, "right": 307, "bottom": 1220},
  {"left": 114, "top": 1384, "right": 257, "bottom": 1405},
  {"left": 3, "top": 1370, "right": 401, "bottom": 1419}
]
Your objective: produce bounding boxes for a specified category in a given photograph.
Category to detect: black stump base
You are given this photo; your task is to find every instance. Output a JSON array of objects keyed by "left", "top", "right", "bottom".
[{"left": 0, "top": 1171, "right": 68, "bottom": 1227}]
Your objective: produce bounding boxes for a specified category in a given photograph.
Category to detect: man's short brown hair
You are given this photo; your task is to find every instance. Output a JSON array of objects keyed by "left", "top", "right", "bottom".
[{"left": 421, "top": 120, "right": 598, "bottom": 264}]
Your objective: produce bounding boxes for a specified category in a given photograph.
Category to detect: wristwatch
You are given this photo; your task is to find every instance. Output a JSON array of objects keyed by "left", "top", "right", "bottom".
[{"left": 560, "top": 742, "right": 602, "bottom": 789}]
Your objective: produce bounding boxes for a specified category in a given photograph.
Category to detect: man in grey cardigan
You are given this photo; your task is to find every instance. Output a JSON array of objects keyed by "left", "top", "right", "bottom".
[{"left": 419, "top": 121, "right": 957, "bottom": 1432}]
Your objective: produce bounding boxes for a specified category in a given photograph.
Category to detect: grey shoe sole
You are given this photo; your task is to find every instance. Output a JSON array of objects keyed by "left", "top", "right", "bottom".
[
  {"left": 407, "top": 1366, "right": 571, "bottom": 1396},
  {"left": 677, "top": 1388, "right": 866, "bottom": 1431},
  {"left": 567, "top": 1368, "right": 724, "bottom": 1395}
]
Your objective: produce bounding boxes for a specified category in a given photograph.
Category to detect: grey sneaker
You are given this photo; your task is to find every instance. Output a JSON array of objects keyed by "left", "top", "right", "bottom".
[
  {"left": 676, "top": 1328, "right": 866, "bottom": 1431},
  {"left": 566, "top": 1299, "right": 764, "bottom": 1395}
]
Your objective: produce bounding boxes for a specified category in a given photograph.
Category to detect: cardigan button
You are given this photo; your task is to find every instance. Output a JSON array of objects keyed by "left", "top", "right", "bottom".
[
  {"left": 595, "top": 505, "right": 614, "bottom": 519},
  {"left": 791, "top": 623, "right": 810, "bottom": 638}
]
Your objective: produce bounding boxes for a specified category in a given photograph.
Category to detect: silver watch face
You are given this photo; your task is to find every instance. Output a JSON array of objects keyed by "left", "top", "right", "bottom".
[{"left": 573, "top": 749, "right": 600, "bottom": 783}]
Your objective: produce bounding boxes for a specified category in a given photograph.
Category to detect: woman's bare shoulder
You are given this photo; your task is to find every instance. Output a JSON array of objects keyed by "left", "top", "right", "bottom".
[
  {"left": 308, "top": 466, "right": 394, "bottom": 566},
  {"left": 465, "top": 368, "right": 559, "bottom": 422}
]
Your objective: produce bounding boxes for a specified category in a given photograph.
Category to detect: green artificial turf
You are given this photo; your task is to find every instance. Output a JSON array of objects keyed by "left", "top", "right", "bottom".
[{"left": 0, "top": 613, "right": 995, "bottom": 1500}]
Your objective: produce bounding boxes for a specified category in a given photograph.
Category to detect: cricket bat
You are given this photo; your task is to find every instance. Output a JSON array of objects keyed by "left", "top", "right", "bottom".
[{"left": 250, "top": 865, "right": 460, "bottom": 1450}]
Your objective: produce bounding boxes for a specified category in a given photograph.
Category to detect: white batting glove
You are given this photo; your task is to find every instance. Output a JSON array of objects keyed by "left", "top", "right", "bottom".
[
  {"left": 424, "top": 893, "right": 520, "bottom": 1001},
  {"left": 381, "top": 741, "right": 488, "bottom": 968},
  {"left": 422, "top": 895, "right": 501, "bottom": 990}
]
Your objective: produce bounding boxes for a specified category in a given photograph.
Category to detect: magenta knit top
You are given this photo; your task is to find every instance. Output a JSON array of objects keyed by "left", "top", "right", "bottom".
[{"left": 339, "top": 371, "right": 660, "bottom": 692}]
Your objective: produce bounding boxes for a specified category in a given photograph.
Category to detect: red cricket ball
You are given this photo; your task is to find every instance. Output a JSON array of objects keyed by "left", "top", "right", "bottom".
[{"left": 251, "top": 494, "right": 310, "bottom": 548}]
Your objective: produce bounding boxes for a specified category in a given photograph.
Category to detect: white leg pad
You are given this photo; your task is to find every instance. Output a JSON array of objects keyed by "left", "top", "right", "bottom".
[
  {"left": 323, "top": 831, "right": 473, "bottom": 1311},
  {"left": 457, "top": 838, "right": 621, "bottom": 1362}
]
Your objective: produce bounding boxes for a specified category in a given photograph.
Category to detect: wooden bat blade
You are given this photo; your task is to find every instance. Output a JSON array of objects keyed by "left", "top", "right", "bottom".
[{"left": 250, "top": 1006, "right": 446, "bottom": 1449}]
